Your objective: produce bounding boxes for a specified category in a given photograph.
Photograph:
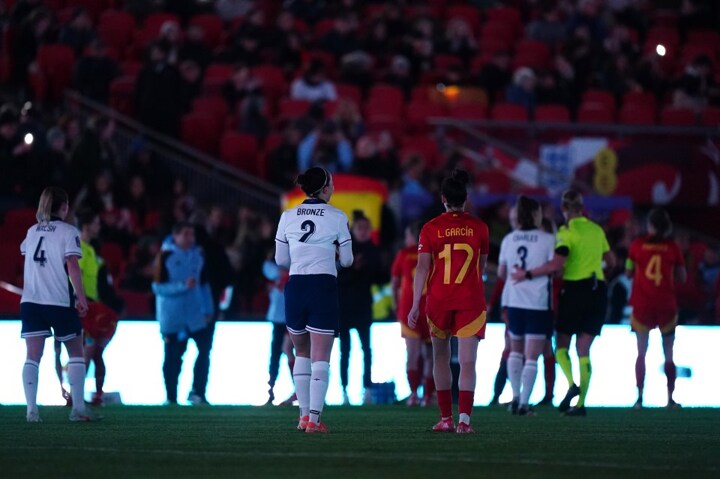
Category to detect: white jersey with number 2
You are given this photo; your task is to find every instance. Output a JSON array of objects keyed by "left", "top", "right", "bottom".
[{"left": 20, "top": 220, "right": 82, "bottom": 307}]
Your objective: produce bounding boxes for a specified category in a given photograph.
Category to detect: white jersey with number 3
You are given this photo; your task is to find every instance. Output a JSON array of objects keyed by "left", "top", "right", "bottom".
[
  {"left": 499, "top": 229, "right": 555, "bottom": 310},
  {"left": 20, "top": 220, "right": 82, "bottom": 307},
  {"left": 275, "top": 199, "right": 352, "bottom": 276}
]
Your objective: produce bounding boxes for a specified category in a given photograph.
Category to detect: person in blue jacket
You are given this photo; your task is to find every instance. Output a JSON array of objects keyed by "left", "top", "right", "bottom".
[{"left": 153, "top": 221, "right": 214, "bottom": 405}]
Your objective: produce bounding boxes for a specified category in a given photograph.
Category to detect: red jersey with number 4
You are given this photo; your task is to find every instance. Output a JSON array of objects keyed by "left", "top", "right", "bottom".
[
  {"left": 418, "top": 211, "right": 489, "bottom": 311},
  {"left": 628, "top": 236, "right": 685, "bottom": 310}
]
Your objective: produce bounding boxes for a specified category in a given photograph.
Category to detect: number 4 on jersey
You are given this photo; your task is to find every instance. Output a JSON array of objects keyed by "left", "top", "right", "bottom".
[{"left": 33, "top": 236, "right": 47, "bottom": 266}]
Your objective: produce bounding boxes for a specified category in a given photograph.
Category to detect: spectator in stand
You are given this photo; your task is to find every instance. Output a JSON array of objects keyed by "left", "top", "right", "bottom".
[
  {"left": 121, "top": 235, "right": 162, "bottom": 292},
  {"left": 124, "top": 175, "right": 153, "bottom": 234},
  {"left": 135, "top": 41, "right": 184, "bottom": 137},
  {"left": 320, "top": 14, "right": 359, "bottom": 60},
  {"left": 673, "top": 55, "right": 719, "bottom": 112},
  {"left": 73, "top": 39, "right": 120, "bottom": 104},
  {"left": 58, "top": 7, "right": 96, "bottom": 56},
  {"left": 0, "top": 105, "right": 31, "bottom": 210},
  {"left": 397, "top": 154, "right": 433, "bottom": 230},
  {"left": 290, "top": 60, "right": 338, "bottom": 103},
  {"left": 506, "top": 67, "right": 538, "bottom": 115},
  {"left": 352, "top": 133, "right": 400, "bottom": 186},
  {"left": 179, "top": 24, "right": 212, "bottom": 71},
  {"left": 565, "top": 0, "right": 609, "bottom": 45},
  {"left": 275, "top": 30, "right": 304, "bottom": 77},
  {"left": 599, "top": 52, "right": 639, "bottom": 101},
  {"left": 267, "top": 123, "right": 302, "bottom": 190},
  {"left": 561, "top": 25, "right": 597, "bottom": 91},
  {"left": 332, "top": 99, "right": 364, "bottom": 143},
  {"left": 157, "top": 20, "right": 182, "bottom": 65},
  {"left": 58, "top": 113, "right": 83, "bottom": 153},
  {"left": 477, "top": 50, "right": 512, "bottom": 104},
  {"left": 297, "top": 120, "right": 353, "bottom": 173},
  {"left": 338, "top": 210, "right": 382, "bottom": 405},
  {"left": 527, "top": 4, "right": 567, "bottom": 46},
  {"left": 45, "top": 127, "right": 71, "bottom": 187},
  {"left": 11, "top": 7, "right": 55, "bottom": 86},
  {"left": 216, "top": 0, "right": 255, "bottom": 22},
  {"left": 126, "top": 138, "right": 172, "bottom": 202},
  {"left": 219, "top": 26, "right": 262, "bottom": 66},
  {"left": 9, "top": 0, "right": 43, "bottom": 26},
  {"left": 403, "top": 31, "right": 434, "bottom": 80},
  {"left": 69, "top": 116, "right": 118, "bottom": 194},
  {"left": 339, "top": 51, "right": 375, "bottom": 95},
  {"left": 383, "top": 55, "right": 415, "bottom": 101},
  {"left": 285, "top": 0, "right": 325, "bottom": 24},
  {"left": 441, "top": 18, "right": 477, "bottom": 66},
  {"left": 222, "top": 64, "right": 268, "bottom": 140},
  {"left": 178, "top": 59, "right": 203, "bottom": 114},
  {"left": 363, "top": 20, "right": 392, "bottom": 63}
]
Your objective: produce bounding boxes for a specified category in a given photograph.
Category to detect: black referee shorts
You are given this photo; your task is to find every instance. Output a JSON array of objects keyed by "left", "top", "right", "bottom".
[{"left": 556, "top": 278, "right": 607, "bottom": 337}]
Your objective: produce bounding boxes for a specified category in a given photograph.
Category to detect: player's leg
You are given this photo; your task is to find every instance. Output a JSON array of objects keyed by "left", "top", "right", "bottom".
[
  {"left": 661, "top": 330, "right": 679, "bottom": 407},
  {"left": 189, "top": 323, "right": 214, "bottom": 404},
  {"left": 64, "top": 335, "right": 101, "bottom": 420},
  {"left": 307, "top": 331, "right": 335, "bottom": 432},
  {"left": 356, "top": 322, "right": 373, "bottom": 404},
  {"left": 338, "top": 325, "right": 351, "bottom": 404},
  {"left": 491, "top": 317, "right": 510, "bottom": 405},
  {"left": 405, "top": 337, "right": 422, "bottom": 405},
  {"left": 421, "top": 341, "right": 435, "bottom": 406},
  {"left": 457, "top": 335, "right": 480, "bottom": 430},
  {"left": 280, "top": 332, "right": 297, "bottom": 405},
  {"left": 267, "top": 323, "right": 286, "bottom": 404},
  {"left": 566, "top": 332, "right": 595, "bottom": 416},
  {"left": 506, "top": 308, "right": 525, "bottom": 413},
  {"left": 90, "top": 336, "right": 111, "bottom": 405},
  {"left": 162, "top": 333, "right": 186, "bottom": 404},
  {"left": 541, "top": 339, "right": 555, "bottom": 405},
  {"left": 431, "top": 335, "right": 454, "bottom": 430},
  {"left": 518, "top": 336, "right": 545, "bottom": 414},
  {"left": 289, "top": 330, "right": 311, "bottom": 427},
  {"left": 634, "top": 330, "right": 650, "bottom": 408},
  {"left": 54, "top": 339, "right": 71, "bottom": 405},
  {"left": 556, "top": 285, "right": 580, "bottom": 412},
  {"left": 24, "top": 336, "right": 46, "bottom": 421}
]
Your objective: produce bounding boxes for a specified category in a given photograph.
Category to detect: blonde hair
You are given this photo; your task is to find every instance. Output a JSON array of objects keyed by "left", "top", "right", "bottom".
[
  {"left": 561, "top": 189, "right": 584, "bottom": 213},
  {"left": 36, "top": 186, "right": 68, "bottom": 223}
]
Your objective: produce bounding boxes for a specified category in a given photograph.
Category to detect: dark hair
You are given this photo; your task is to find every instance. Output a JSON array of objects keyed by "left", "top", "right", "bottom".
[
  {"left": 561, "top": 189, "right": 583, "bottom": 213},
  {"left": 75, "top": 208, "right": 98, "bottom": 230},
  {"left": 441, "top": 169, "right": 470, "bottom": 207},
  {"left": 516, "top": 195, "right": 540, "bottom": 230},
  {"left": 352, "top": 209, "right": 369, "bottom": 223},
  {"left": 172, "top": 220, "right": 194, "bottom": 235},
  {"left": 407, "top": 220, "right": 423, "bottom": 239},
  {"left": 296, "top": 167, "right": 330, "bottom": 197},
  {"left": 647, "top": 208, "right": 672, "bottom": 242}
]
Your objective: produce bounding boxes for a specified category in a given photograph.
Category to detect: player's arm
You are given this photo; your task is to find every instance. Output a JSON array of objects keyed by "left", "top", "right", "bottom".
[
  {"left": 337, "top": 218, "right": 354, "bottom": 268},
  {"left": 603, "top": 250, "right": 616, "bottom": 271},
  {"left": 408, "top": 252, "right": 431, "bottom": 328},
  {"left": 511, "top": 248, "right": 566, "bottom": 282},
  {"left": 151, "top": 252, "right": 189, "bottom": 296},
  {"left": 675, "top": 264, "right": 687, "bottom": 284},
  {"left": 274, "top": 213, "right": 291, "bottom": 268},
  {"left": 66, "top": 255, "right": 88, "bottom": 317},
  {"left": 625, "top": 258, "right": 635, "bottom": 278}
]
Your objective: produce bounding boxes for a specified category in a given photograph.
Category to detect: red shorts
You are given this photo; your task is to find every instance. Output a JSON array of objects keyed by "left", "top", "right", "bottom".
[
  {"left": 398, "top": 305, "right": 430, "bottom": 341},
  {"left": 82, "top": 302, "right": 118, "bottom": 341},
  {"left": 631, "top": 307, "right": 678, "bottom": 334},
  {"left": 426, "top": 303, "right": 486, "bottom": 339}
]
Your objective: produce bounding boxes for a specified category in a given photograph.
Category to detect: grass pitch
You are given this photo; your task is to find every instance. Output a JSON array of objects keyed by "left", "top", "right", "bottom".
[{"left": 1, "top": 404, "right": 718, "bottom": 479}]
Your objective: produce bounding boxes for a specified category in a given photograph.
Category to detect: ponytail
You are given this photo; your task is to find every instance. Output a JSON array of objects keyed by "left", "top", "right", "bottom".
[{"left": 36, "top": 186, "right": 69, "bottom": 224}]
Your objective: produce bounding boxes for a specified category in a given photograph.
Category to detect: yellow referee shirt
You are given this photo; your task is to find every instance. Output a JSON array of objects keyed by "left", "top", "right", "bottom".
[
  {"left": 555, "top": 217, "right": 610, "bottom": 281},
  {"left": 78, "top": 240, "right": 102, "bottom": 301}
]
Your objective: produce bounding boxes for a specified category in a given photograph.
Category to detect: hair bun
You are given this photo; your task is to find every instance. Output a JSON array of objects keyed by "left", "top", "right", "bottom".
[{"left": 451, "top": 169, "right": 469, "bottom": 185}]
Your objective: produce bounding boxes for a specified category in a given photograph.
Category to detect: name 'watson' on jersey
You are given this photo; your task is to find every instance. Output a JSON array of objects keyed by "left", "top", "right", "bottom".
[{"left": 276, "top": 199, "right": 352, "bottom": 276}]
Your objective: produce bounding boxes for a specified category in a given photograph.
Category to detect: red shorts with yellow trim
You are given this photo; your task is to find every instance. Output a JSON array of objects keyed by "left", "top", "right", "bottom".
[
  {"left": 426, "top": 304, "right": 486, "bottom": 339},
  {"left": 631, "top": 307, "right": 678, "bottom": 334},
  {"left": 82, "top": 302, "right": 118, "bottom": 341},
  {"left": 397, "top": 305, "right": 430, "bottom": 341}
]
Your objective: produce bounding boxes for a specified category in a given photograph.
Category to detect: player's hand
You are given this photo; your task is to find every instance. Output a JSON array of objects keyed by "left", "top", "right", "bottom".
[
  {"left": 186, "top": 277, "right": 197, "bottom": 289},
  {"left": 510, "top": 267, "right": 526, "bottom": 283},
  {"left": 408, "top": 305, "right": 419, "bottom": 329},
  {"left": 76, "top": 297, "right": 88, "bottom": 317}
]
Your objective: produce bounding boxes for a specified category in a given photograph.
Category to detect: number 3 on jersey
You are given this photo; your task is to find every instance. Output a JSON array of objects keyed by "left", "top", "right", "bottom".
[
  {"left": 299, "top": 220, "right": 316, "bottom": 243},
  {"left": 438, "top": 243, "right": 474, "bottom": 284},
  {"left": 645, "top": 254, "right": 663, "bottom": 287},
  {"left": 33, "top": 236, "right": 47, "bottom": 266}
]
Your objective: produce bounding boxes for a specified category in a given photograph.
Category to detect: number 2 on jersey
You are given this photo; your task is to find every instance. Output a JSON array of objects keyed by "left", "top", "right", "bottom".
[
  {"left": 438, "top": 243, "right": 474, "bottom": 284},
  {"left": 299, "top": 220, "right": 316, "bottom": 242},
  {"left": 645, "top": 254, "right": 663, "bottom": 287},
  {"left": 33, "top": 236, "right": 47, "bottom": 266}
]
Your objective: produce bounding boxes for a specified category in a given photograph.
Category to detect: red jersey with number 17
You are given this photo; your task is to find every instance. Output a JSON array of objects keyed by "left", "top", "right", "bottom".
[
  {"left": 418, "top": 211, "right": 490, "bottom": 311},
  {"left": 628, "top": 236, "right": 685, "bottom": 310}
]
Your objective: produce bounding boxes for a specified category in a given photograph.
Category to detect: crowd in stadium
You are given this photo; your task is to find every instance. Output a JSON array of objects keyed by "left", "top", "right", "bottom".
[{"left": 1, "top": 0, "right": 720, "bottom": 416}]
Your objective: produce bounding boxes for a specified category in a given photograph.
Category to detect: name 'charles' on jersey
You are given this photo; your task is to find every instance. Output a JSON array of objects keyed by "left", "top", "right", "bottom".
[
  {"left": 275, "top": 199, "right": 352, "bottom": 276},
  {"left": 20, "top": 220, "right": 82, "bottom": 307},
  {"left": 418, "top": 211, "right": 489, "bottom": 311}
]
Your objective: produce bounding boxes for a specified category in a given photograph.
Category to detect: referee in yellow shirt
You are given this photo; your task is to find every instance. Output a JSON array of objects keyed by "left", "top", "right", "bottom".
[{"left": 512, "top": 190, "right": 615, "bottom": 416}]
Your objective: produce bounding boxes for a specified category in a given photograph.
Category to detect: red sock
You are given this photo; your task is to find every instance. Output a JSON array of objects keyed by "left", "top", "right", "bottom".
[
  {"left": 635, "top": 356, "right": 646, "bottom": 391},
  {"left": 458, "top": 390, "right": 474, "bottom": 417},
  {"left": 437, "top": 389, "right": 452, "bottom": 418},
  {"left": 407, "top": 369, "right": 421, "bottom": 393},
  {"left": 664, "top": 361, "right": 676, "bottom": 395},
  {"left": 544, "top": 354, "right": 555, "bottom": 398},
  {"left": 423, "top": 376, "right": 435, "bottom": 397}
]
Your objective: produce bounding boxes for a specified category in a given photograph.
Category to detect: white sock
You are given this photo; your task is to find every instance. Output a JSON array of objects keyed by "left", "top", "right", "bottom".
[
  {"left": 67, "top": 357, "right": 87, "bottom": 412},
  {"left": 459, "top": 413, "right": 470, "bottom": 425},
  {"left": 520, "top": 360, "right": 538, "bottom": 406},
  {"left": 293, "top": 357, "right": 311, "bottom": 417},
  {"left": 23, "top": 360, "right": 40, "bottom": 413},
  {"left": 508, "top": 352, "right": 523, "bottom": 399},
  {"left": 309, "top": 361, "right": 330, "bottom": 424}
]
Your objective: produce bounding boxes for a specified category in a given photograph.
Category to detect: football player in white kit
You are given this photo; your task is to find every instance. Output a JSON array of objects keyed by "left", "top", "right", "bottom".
[
  {"left": 497, "top": 196, "right": 555, "bottom": 416},
  {"left": 19, "top": 187, "right": 99, "bottom": 422},
  {"left": 275, "top": 167, "right": 353, "bottom": 433}
]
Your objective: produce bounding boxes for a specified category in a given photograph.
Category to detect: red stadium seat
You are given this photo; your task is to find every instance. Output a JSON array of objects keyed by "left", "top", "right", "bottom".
[
  {"left": 29, "top": 44, "right": 76, "bottom": 103},
  {"left": 577, "top": 102, "right": 615, "bottom": 124},
  {"left": 479, "top": 23, "right": 516, "bottom": 46},
  {"left": 434, "top": 54, "right": 463, "bottom": 73},
  {"left": 192, "top": 96, "right": 230, "bottom": 125},
  {"left": 405, "top": 102, "right": 446, "bottom": 133},
  {"left": 189, "top": 14, "right": 225, "bottom": 48},
  {"left": 368, "top": 84, "right": 404, "bottom": 107},
  {"left": 701, "top": 107, "right": 720, "bottom": 126},
  {"left": 618, "top": 105, "right": 656, "bottom": 125},
  {"left": 109, "top": 76, "right": 136, "bottom": 116},
  {"left": 491, "top": 103, "right": 528, "bottom": 121},
  {"left": 514, "top": 40, "right": 551, "bottom": 70},
  {"left": 645, "top": 27, "right": 680, "bottom": 51},
  {"left": 143, "top": 13, "right": 181, "bottom": 38},
  {"left": 535, "top": 104, "right": 570, "bottom": 123},
  {"left": 623, "top": 91, "right": 656, "bottom": 109},
  {"left": 180, "top": 113, "right": 222, "bottom": 155},
  {"left": 118, "top": 290, "right": 152, "bottom": 317},
  {"left": 660, "top": 107, "right": 697, "bottom": 126},
  {"left": 313, "top": 19, "right": 335, "bottom": 39},
  {"left": 582, "top": 89, "right": 616, "bottom": 113},
  {"left": 219, "top": 132, "right": 260, "bottom": 174},
  {"left": 448, "top": 103, "right": 487, "bottom": 120},
  {"left": 335, "top": 83, "right": 362, "bottom": 105},
  {"left": 401, "top": 136, "right": 442, "bottom": 170},
  {"left": 485, "top": 6, "right": 522, "bottom": 33},
  {"left": 687, "top": 30, "right": 720, "bottom": 46},
  {"left": 251, "top": 64, "right": 287, "bottom": 102},
  {"left": 202, "top": 64, "right": 234, "bottom": 95},
  {"left": 446, "top": 6, "right": 481, "bottom": 31},
  {"left": 99, "top": 242, "right": 125, "bottom": 279},
  {"left": 277, "top": 99, "right": 311, "bottom": 123}
]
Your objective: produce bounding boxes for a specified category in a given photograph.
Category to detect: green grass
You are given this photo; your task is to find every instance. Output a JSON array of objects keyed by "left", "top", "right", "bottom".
[{"left": 1, "top": 405, "right": 718, "bottom": 479}]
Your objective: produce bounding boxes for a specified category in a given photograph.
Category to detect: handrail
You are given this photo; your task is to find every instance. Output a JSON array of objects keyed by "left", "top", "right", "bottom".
[{"left": 64, "top": 90, "right": 283, "bottom": 210}]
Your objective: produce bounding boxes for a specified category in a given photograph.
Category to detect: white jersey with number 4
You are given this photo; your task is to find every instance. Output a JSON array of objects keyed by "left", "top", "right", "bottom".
[
  {"left": 275, "top": 199, "right": 352, "bottom": 276},
  {"left": 20, "top": 220, "right": 82, "bottom": 307},
  {"left": 499, "top": 229, "right": 555, "bottom": 310}
]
